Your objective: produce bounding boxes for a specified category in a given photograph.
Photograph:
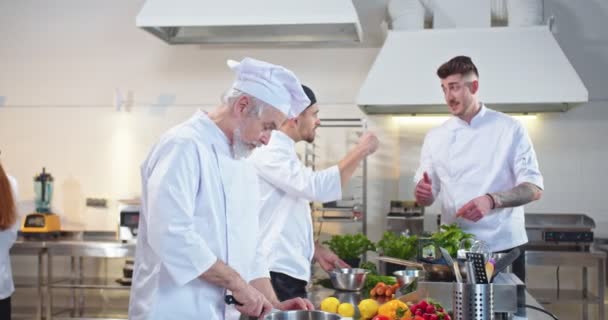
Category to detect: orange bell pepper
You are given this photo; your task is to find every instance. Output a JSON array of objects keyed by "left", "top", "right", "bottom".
[
  {"left": 377, "top": 300, "right": 409, "bottom": 320},
  {"left": 399, "top": 310, "right": 413, "bottom": 320}
]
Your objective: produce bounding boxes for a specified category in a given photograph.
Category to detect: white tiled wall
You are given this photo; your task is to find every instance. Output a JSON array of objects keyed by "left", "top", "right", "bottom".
[{"left": 2, "top": 0, "right": 608, "bottom": 318}]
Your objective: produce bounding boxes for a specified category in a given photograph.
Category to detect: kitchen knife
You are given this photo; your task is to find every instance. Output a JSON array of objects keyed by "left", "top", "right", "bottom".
[
  {"left": 439, "top": 247, "right": 463, "bottom": 283},
  {"left": 225, "top": 295, "right": 244, "bottom": 306},
  {"left": 491, "top": 248, "right": 521, "bottom": 281},
  {"left": 225, "top": 295, "right": 281, "bottom": 317}
]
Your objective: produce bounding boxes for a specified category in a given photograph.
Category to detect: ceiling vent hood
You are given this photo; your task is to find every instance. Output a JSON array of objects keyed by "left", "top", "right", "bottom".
[
  {"left": 357, "top": 0, "right": 588, "bottom": 115},
  {"left": 136, "top": 0, "right": 362, "bottom": 45}
]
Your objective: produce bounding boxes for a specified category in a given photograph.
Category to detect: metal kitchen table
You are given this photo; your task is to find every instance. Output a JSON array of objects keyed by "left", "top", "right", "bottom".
[
  {"left": 10, "top": 240, "right": 48, "bottom": 320},
  {"left": 11, "top": 232, "right": 134, "bottom": 320},
  {"left": 46, "top": 240, "right": 135, "bottom": 320},
  {"left": 526, "top": 249, "right": 606, "bottom": 320}
]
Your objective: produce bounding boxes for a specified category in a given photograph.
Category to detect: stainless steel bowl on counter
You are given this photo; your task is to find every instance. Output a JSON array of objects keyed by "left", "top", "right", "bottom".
[
  {"left": 240, "top": 311, "right": 341, "bottom": 320},
  {"left": 329, "top": 268, "right": 370, "bottom": 291},
  {"left": 261, "top": 310, "right": 341, "bottom": 320},
  {"left": 393, "top": 269, "right": 425, "bottom": 287}
]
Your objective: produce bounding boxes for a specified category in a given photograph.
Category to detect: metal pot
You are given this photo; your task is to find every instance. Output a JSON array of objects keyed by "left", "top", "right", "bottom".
[
  {"left": 393, "top": 269, "right": 425, "bottom": 287},
  {"left": 329, "top": 268, "right": 369, "bottom": 291},
  {"left": 378, "top": 256, "right": 468, "bottom": 282},
  {"left": 264, "top": 311, "right": 341, "bottom": 320},
  {"left": 241, "top": 311, "right": 341, "bottom": 320}
]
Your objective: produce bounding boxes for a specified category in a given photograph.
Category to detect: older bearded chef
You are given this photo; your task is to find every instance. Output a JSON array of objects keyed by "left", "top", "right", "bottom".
[{"left": 128, "top": 58, "right": 311, "bottom": 320}]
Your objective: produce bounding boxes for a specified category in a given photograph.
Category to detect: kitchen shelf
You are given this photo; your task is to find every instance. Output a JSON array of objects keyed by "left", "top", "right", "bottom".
[
  {"left": 310, "top": 118, "right": 368, "bottom": 239},
  {"left": 14, "top": 276, "right": 44, "bottom": 288},
  {"left": 11, "top": 235, "right": 133, "bottom": 320},
  {"left": 525, "top": 250, "right": 606, "bottom": 320},
  {"left": 386, "top": 215, "right": 425, "bottom": 220},
  {"left": 529, "top": 288, "right": 601, "bottom": 304},
  {"left": 13, "top": 306, "right": 40, "bottom": 320},
  {"left": 46, "top": 252, "right": 134, "bottom": 320},
  {"left": 315, "top": 217, "right": 363, "bottom": 223},
  {"left": 52, "top": 307, "right": 127, "bottom": 320},
  {"left": 315, "top": 207, "right": 354, "bottom": 212},
  {"left": 51, "top": 278, "right": 131, "bottom": 290}
]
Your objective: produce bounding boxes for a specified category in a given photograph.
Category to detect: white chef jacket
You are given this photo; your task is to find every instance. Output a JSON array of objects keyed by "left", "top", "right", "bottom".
[
  {"left": 129, "top": 111, "right": 265, "bottom": 320},
  {"left": 0, "top": 175, "right": 18, "bottom": 300},
  {"left": 248, "top": 130, "right": 342, "bottom": 282},
  {"left": 414, "top": 105, "right": 544, "bottom": 252}
]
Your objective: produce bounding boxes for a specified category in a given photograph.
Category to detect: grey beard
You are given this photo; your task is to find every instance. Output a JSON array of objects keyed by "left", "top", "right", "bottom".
[{"left": 232, "top": 128, "right": 256, "bottom": 159}]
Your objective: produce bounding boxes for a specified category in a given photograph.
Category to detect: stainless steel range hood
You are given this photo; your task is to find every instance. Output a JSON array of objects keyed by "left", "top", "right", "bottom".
[
  {"left": 136, "top": 0, "right": 362, "bottom": 45},
  {"left": 357, "top": 26, "right": 589, "bottom": 115}
]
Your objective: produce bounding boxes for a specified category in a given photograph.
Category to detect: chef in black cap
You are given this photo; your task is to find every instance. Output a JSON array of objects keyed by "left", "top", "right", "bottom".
[{"left": 249, "top": 85, "right": 379, "bottom": 303}]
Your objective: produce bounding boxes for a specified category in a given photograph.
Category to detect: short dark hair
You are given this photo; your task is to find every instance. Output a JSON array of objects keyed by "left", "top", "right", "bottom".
[
  {"left": 301, "top": 85, "right": 317, "bottom": 109},
  {"left": 437, "top": 56, "right": 479, "bottom": 79}
]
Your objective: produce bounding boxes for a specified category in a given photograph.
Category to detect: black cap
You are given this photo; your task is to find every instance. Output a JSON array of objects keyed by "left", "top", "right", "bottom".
[{"left": 301, "top": 85, "right": 317, "bottom": 108}]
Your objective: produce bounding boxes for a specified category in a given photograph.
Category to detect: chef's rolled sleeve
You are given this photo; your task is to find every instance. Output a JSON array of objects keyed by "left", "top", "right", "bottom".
[{"left": 144, "top": 140, "right": 217, "bottom": 287}]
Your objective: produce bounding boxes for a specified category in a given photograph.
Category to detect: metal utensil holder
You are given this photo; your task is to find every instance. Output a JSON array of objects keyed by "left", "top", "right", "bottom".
[{"left": 453, "top": 283, "right": 494, "bottom": 320}]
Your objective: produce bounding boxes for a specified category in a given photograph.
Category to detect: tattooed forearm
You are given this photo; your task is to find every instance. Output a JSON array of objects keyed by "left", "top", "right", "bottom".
[{"left": 490, "top": 182, "right": 543, "bottom": 209}]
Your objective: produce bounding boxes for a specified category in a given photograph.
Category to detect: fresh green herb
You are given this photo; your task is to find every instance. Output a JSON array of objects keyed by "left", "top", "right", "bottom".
[
  {"left": 322, "top": 233, "right": 375, "bottom": 260},
  {"left": 431, "top": 224, "right": 474, "bottom": 258},
  {"left": 359, "top": 261, "right": 378, "bottom": 275},
  {"left": 376, "top": 232, "right": 418, "bottom": 260}
]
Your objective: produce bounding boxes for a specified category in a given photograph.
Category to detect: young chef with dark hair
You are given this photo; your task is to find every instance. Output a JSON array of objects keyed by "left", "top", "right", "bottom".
[{"left": 414, "top": 56, "right": 544, "bottom": 282}]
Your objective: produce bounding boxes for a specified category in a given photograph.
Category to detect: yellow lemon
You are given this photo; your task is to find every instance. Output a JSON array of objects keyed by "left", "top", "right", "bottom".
[
  {"left": 337, "top": 302, "right": 355, "bottom": 317},
  {"left": 320, "top": 297, "right": 340, "bottom": 313},
  {"left": 358, "top": 299, "right": 379, "bottom": 319}
]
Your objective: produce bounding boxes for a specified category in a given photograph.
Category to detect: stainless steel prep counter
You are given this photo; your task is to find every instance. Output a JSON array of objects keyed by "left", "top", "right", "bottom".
[
  {"left": 11, "top": 231, "right": 134, "bottom": 320},
  {"left": 307, "top": 275, "right": 553, "bottom": 320},
  {"left": 12, "top": 232, "right": 564, "bottom": 320}
]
